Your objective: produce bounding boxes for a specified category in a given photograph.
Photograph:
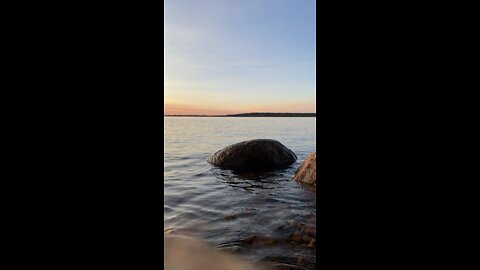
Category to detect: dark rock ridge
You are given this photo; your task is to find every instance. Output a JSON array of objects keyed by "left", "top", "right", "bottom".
[
  {"left": 293, "top": 152, "right": 316, "bottom": 186},
  {"left": 207, "top": 139, "right": 297, "bottom": 172}
]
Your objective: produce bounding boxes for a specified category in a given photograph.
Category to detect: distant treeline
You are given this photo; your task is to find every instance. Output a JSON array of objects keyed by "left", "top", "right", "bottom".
[
  {"left": 165, "top": 115, "right": 214, "bottom": 117},
  {"left": 226, "top": 113, "right": 316, "bottom": 117},
  {"left": 165, "top": 112, "right": 316, "bottom": 117}
]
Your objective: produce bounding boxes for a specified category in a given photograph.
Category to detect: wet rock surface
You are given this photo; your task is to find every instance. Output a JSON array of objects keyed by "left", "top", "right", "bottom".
[
  {"left": 293, "top": 152, "right": 316, "bottom": 186},
  {"left": 208, "top": 139, "right": 297, "bottom": 172}
]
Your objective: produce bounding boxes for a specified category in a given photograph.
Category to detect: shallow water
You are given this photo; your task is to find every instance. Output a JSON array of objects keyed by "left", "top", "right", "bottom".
[{"left": 164, "top": 117, "right": 316, "bottom": 270}]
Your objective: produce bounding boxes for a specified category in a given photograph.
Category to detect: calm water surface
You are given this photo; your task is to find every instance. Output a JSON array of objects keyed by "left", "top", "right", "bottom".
[{"left": 164, "top": 117, "right": 316, "bottom": 270}]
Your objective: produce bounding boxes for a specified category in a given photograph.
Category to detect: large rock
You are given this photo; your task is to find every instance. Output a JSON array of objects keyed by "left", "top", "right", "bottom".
[
  {"left": 293, "top": 152, "right": 316, "bottom": 186},
  {"left": 207, "top": 139, "right": 297, "bottom": 172}
]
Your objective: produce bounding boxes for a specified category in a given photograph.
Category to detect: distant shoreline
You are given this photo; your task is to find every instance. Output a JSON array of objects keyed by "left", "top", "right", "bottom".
[{"left": 164, "top": 113, "right": 316, "bottom": 117}]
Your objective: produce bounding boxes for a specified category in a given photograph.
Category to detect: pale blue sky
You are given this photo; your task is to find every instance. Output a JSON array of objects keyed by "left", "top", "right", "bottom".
[{"left": 165, "top": 0, "right": 316, "bottom": 114}]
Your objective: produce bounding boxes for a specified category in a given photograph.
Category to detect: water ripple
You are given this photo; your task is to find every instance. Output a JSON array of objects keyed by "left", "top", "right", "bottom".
[{"left": 164, "top": 117, "right": 316, "bottom": 269}]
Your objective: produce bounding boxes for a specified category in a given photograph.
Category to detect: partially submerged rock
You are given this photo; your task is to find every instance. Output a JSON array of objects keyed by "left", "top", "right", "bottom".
[
  {"left": 207, "top": 139, "right": 297, "bottom": 172},
  {"left": 293, "top": 152, "right": 316, "bottom": 186}
]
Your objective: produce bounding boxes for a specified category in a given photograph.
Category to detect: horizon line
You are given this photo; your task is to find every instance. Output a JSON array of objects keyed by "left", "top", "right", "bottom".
[{"left": 164, "top": 112, "right": 316, "bottom": 117}]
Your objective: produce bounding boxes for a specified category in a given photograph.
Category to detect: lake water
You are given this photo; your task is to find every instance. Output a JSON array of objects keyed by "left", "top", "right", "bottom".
[{"left": 164, "top": 117, "right": 316, "bottom": 270}]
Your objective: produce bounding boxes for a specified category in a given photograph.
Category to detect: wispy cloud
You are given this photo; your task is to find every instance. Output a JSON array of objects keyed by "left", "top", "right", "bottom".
[{"left": 164, "top": 0, "right": 316, "bottom": 114}]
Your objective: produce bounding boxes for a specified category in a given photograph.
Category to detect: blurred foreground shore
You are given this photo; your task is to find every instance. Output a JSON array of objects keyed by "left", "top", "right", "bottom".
[{"left": 164, "top": 234, "right": 262, "bottom": 270}]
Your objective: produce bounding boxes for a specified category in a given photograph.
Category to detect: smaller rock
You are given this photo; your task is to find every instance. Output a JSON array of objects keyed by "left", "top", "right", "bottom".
[{"left": 293, "top": 152, "right": 316, "bottom": 186}]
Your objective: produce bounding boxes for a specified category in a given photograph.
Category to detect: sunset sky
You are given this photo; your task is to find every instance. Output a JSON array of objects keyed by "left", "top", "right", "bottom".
[{"left": 164, "top": 0, "right": 316, "bottom": 115}]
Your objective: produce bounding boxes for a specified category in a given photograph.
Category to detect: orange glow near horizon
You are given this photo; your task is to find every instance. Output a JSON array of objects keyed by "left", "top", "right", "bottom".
[
  {"left": 164, "top": 104, "right": 238, "bottom": 115},
  {"left": 164, "top": 102, "right": 316, "bottom": 115}
]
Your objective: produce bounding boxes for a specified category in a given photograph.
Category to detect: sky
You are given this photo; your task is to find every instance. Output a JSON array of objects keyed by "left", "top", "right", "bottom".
[{"left": 164, "top": 0, "right": 316, "bottom": 115}]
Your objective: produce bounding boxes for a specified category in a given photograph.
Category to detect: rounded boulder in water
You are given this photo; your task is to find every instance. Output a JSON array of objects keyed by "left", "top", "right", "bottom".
[{"left": 207, "top": 139, "right": 297, "bottom": 172}]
